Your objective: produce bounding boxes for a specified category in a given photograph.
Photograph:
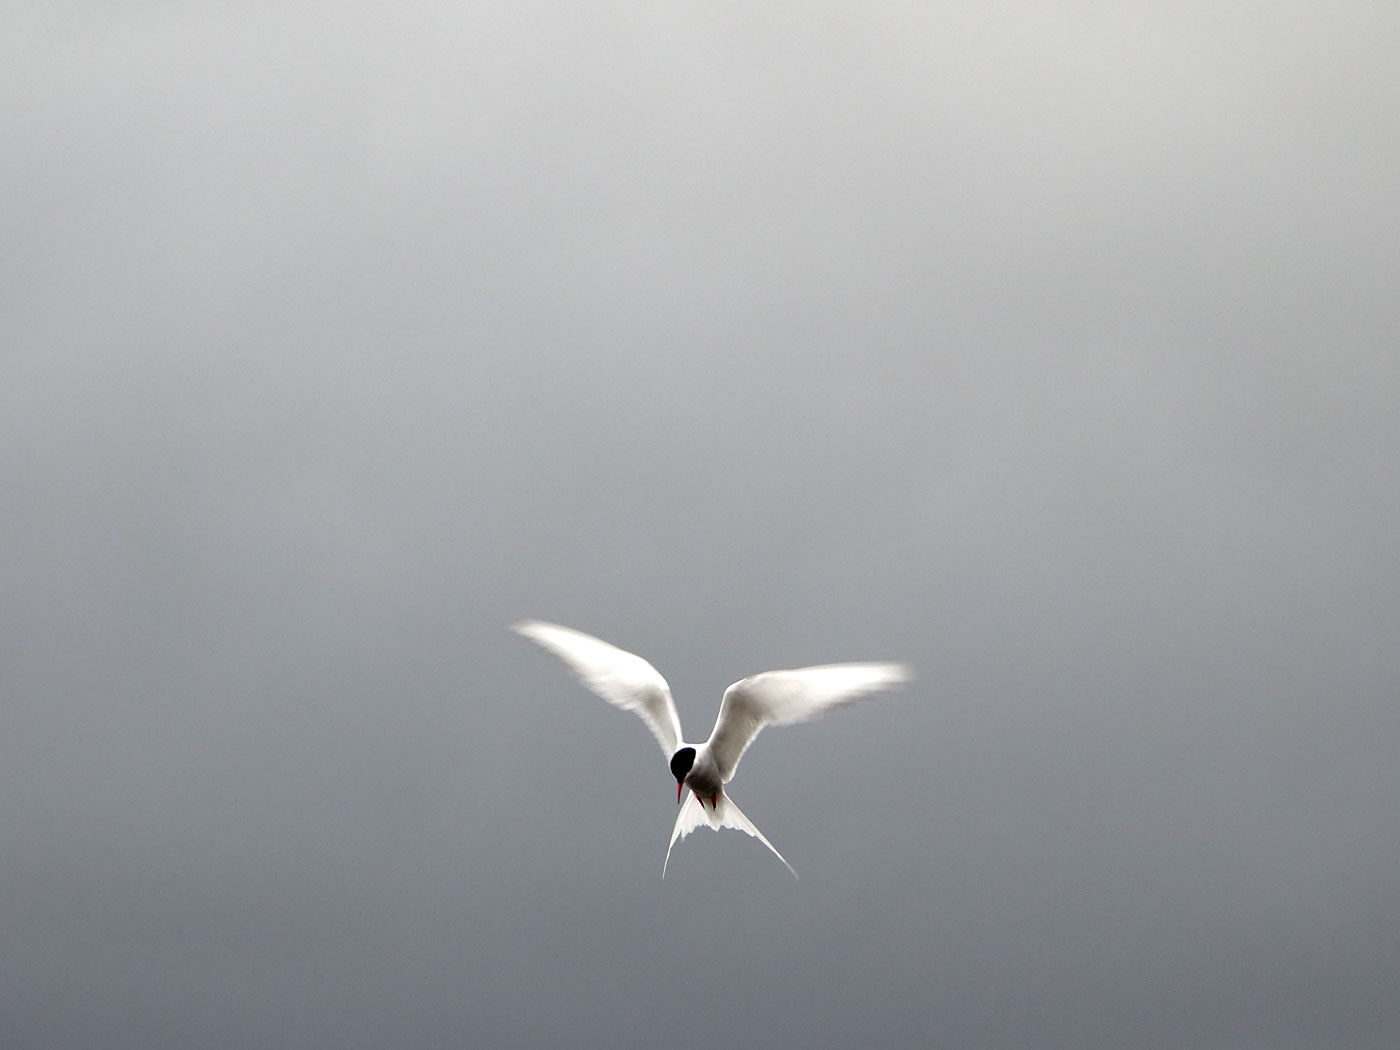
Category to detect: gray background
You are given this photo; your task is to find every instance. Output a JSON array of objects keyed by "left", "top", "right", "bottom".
[{"left": 5, "top": 2, "right": 1398, "bottom": 1048}]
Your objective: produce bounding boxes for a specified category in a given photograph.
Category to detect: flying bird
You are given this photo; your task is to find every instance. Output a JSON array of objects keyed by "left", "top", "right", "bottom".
[{"left": 512, "top": 619, "right": 911, "bottom": 877}]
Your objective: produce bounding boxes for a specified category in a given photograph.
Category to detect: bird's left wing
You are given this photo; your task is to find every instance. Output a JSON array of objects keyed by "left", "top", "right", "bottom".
[
  {"left": 707, "top": 662, "right": 910, "bottom": 782},
  {"left": 512, "top": 620, "right": 683, "bottom": 757}
]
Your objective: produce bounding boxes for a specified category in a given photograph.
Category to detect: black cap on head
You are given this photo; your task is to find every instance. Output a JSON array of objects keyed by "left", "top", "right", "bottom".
[{"left": 669, "top": 747, "right": 696, "bottom": 783}]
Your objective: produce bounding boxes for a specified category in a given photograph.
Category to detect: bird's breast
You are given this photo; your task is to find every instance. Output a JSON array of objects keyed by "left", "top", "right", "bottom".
[{"left": 684, "top": 753, "right": 723, "bottom": 799}]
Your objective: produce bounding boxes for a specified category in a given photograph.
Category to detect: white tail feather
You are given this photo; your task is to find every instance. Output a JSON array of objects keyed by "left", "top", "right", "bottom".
[
  {"left": 662, "top": 790, "right": 798, "bottom": 879},
  {"left": 663, "top": 793, "right": 708, "bottom": 877}
]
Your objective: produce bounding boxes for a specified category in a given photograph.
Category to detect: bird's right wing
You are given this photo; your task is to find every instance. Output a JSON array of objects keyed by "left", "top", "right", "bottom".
[
  {"left": 707, "top": 662, "right": 910, "bottom": 782},
  {"left": 512, "top": 620, "right": 683, "bottom": 757}
]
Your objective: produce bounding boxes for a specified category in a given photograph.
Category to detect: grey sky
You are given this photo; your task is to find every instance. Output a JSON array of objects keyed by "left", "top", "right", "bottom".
[{"left": 4, "top": 2, "right": 1398, "bottom": 1048}]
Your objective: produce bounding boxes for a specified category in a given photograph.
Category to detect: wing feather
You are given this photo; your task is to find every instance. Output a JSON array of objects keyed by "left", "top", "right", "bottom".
[
  {"left": 512, "top": 620, "right": 683, "bottom": 757},
  {"left": 707, "top": 662, "right": 910, "bottom": 782}
]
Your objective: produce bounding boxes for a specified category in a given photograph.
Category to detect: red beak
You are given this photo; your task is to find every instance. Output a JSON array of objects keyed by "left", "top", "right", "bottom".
[{"left": 676, "top": 781, "right": 683, "bottom": 804}]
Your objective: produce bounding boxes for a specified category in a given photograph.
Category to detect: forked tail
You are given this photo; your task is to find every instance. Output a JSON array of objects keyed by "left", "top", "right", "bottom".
[{"left": 663, "top": 790, "right": 798, "bottom": 879}]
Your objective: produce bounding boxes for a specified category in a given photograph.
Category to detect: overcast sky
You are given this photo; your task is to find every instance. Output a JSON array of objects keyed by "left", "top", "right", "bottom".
[{"left": 4, "top": 2, "right": 1399, "bottom": 1048}]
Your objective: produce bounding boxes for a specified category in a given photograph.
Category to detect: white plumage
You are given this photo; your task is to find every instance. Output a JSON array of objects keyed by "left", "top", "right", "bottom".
[{"left": 513, "top": 620, "right": 911, "bottom": 877}]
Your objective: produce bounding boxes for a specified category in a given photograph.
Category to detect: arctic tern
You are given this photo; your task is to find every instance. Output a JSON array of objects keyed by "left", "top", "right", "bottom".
[{"left": 512, "top": 620, "right": 911, "bottom": 877}]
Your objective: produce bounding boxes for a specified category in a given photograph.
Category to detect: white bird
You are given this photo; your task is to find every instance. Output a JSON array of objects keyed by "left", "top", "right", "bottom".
[{"left": 512, "top": 619, "right": 911, "bottom": 878}]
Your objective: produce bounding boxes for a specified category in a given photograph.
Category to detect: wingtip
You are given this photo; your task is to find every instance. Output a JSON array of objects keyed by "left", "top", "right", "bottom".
[
  {"left": 510, "top": 619, "right": 554, "bottom": 641},
  {"left": 865, "top": 662, "right": 913, "bottom": 688}
]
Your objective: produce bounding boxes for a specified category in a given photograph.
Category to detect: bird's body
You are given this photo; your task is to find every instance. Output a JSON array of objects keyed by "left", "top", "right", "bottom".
[
  {"left": 512, "top": 620, "right": 911, "bottom": 877},
  {"left": 677, "top": 748, "right": 723, "bottom": 810}
]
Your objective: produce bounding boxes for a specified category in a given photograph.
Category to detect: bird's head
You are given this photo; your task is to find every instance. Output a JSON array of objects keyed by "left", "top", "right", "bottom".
[{"left": 669, "top": 747, "right": 696, "bottom": 803}]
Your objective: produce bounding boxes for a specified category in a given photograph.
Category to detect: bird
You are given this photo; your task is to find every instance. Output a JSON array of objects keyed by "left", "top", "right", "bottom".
[{"left": 512, "top": 619, "right": 911, "bottom": 877}]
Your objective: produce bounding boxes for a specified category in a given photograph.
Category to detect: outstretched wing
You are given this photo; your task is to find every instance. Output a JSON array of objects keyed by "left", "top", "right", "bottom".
[
  {"left": 707, "top": 662, "right": 910, "bottom": 782},
  {"left": 512, "top": 620, "right": 683, "bottom": 757}
]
